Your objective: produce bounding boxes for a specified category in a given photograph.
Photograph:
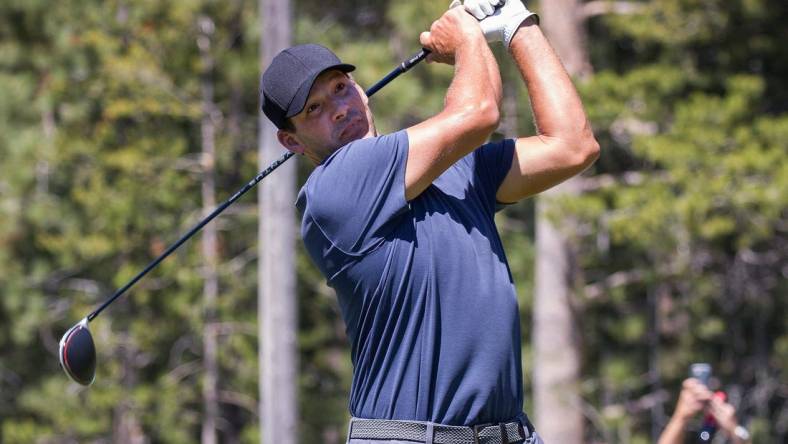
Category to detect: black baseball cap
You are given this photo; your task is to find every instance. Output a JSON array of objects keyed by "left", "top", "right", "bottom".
[{"left": 261, "top": 44, "right": 355, "bottom": 129}]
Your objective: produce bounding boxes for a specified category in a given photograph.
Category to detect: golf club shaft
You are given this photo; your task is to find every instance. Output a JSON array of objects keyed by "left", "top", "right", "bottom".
[
  {"left": 365, "top": 48, "right": 429, "bottom": 96},
  {"left": 86, "top": 48, "right": 430, "bottom": 322},
  {"left": 86, "top": 151, "right": 292, "bottom": 322}
]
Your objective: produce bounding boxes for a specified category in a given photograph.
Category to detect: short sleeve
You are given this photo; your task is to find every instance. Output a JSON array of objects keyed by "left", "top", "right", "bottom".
[
  {"left": 472, "top": 138, "right": 515, "bottom": 210},
  {"left": 303, "top": 130, "right": 410, "bottom": 255}
]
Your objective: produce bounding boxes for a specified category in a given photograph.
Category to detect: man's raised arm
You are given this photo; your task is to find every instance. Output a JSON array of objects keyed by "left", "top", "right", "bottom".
[
  {"left": 404, "top": 6, "right": 502, "bottom": 201},
  {"left": 487, "top": 2, "right": 599, "bottom": 203}
]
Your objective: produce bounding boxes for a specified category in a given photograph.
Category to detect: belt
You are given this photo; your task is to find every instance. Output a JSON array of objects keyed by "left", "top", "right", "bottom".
[{"left": 349, "top": 418, "right": 533, "bottom": 444}]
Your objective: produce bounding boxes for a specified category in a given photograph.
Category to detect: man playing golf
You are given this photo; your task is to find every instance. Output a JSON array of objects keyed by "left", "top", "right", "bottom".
[{"left": 260, "top": 0, "right": 599, "bottom": 442}]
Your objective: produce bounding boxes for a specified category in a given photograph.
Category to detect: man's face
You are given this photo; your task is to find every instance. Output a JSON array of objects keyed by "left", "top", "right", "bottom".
[{"left": 277, "top": 70, "right": 374, "bottom": 164}]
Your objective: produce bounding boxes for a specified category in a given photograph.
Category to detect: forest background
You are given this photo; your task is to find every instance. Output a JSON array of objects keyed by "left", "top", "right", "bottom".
[{"left": 0, "top": 0, "right": 785, "bottom": 443}]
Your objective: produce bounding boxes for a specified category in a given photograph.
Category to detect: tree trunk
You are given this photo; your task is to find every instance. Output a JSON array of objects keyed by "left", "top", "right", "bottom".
[
  {"left": 258, "top": 0, "right": 297, "bottom": 443},
  {"left": 532, "top": 1, "right": 591, "bottom": 443},
  {"left": 539, "top": 0, "right": 593, "bottom": 79},
  {"left": 533, "top": 181, "right": 584, "bottom": 444},
  {"left": 648, "top": 285, "right": 667, "bottom": 441},
  {"left": 113, "top": 336, "right": 148, "bottom": 444},
  {"left": 198, "top": 15, "right": 220, "bottom": 444}
]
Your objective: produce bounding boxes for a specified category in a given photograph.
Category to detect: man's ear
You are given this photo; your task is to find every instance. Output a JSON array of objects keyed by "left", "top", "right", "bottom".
[{"left": 277, "top": 129, "right": 305, "bottom": 155}]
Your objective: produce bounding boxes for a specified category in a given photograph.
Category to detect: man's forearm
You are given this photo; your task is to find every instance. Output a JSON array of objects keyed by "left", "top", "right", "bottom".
[
  {"left": 432, "top": 37, "right": 502, "bottom": 151},
  {"left": 405, "top": 7, "right": 503, "bottom": 201},
  {"left": 658, "top": 416, "right": 689, "bottom": 444},
  {"left": 508, "top": 18, "right": 592, "bottom": 141},
  {"left": 446, "top": 39, "right": 502, "bottom": 115}
]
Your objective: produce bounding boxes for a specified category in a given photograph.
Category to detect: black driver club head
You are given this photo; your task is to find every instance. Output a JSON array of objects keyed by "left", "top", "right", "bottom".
[{"left": 58, "top": 318, "right": 96, "bottom": 386}]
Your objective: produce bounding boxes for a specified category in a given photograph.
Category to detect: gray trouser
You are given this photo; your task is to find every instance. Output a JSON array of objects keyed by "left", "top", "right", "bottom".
[
  {"left": 346, "top": 432, "right": 544, "bottom": 444},
  {"left": 345, "top": 419, "right": 545, "bottom": 444}
]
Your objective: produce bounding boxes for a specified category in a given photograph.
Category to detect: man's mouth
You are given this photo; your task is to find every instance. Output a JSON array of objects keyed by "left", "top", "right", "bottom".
[{"left": 338, "top": 116, "right": 363, "bottom": 141}]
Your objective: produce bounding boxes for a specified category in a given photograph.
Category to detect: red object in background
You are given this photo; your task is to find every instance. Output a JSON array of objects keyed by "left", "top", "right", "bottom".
[
  {"left": 699, "top": 391, "right": 727, "bottom": 442},
  {"left": 703, "top": 391, "right": 727, "bottom": 426}
]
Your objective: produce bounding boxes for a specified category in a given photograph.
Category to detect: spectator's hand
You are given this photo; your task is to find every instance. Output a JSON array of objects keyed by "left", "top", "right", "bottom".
[
  {"left": 673, "top": 378, "right": 713, "bottom": 421},
  {"left": 659, "top": 379, "right": 750, "bottom": 444},
  {"left": 709, "top": 395, "right": 740, "bottom": 437}
]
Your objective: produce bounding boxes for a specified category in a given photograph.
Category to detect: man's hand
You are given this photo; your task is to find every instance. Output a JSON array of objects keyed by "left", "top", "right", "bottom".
[
  {"left": 658, "top": 378, "right": 714, "bottom": 444},
  {"left": 453, "top": 0, "right": 539, "bottom": 48},
  {"left": 420, "top": 6, "right": 486, "bottom": 65},
  {"left": 708, "top": 394, "right": 750, "bottom": 443},
  {"left": 709, "top": 396, "right": 739, "bottom": 435},
  {"left": 674, "top": 378, "right": 713, "bottom": 421}
]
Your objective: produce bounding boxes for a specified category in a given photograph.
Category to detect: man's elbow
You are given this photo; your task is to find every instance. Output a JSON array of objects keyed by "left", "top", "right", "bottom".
[
  {"left": 563, "top": 132, "right": 599, "bottom": 173},
  {"left": 582, "top": 134, "right": 601, "bottom": 166},
  {"left": 446, "top": 100, "right": 500, "bottom": 147},
  {"left": 478, "top": 99, "right": 501, "bottom": 133},
  {"left": 466, "top": 100, "right": 501, "bottom": 141},
  {"left": 570, "top": 127, "right": 600, "bottom": 170}
]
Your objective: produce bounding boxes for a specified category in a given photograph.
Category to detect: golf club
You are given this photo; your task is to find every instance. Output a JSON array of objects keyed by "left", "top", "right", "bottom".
[{"left": 58, "top": 48, "right": 430, "bottom": 386}]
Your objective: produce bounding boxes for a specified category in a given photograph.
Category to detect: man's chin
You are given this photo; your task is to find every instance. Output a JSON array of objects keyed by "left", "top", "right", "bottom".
[{"left": 338, "top": 123, "right": 370, "bottom": 145}]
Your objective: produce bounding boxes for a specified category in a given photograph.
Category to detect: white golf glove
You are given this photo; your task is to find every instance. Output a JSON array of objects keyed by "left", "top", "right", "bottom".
[
  {"left": 450, "top": 0, "right": 502, "bottom": 20},
  {"left": 450, "top": 0, "right": 539, "bottom": 48}
]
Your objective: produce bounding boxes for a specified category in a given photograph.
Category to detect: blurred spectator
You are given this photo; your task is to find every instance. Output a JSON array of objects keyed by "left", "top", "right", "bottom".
[{"left": 658, "top": 378, "right": 751, "bottom": 444}]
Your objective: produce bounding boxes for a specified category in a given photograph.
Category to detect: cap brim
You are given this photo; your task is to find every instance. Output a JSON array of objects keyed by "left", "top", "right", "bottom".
[{"left": 285, "top": 63, "right": 356, "bottom": 119}]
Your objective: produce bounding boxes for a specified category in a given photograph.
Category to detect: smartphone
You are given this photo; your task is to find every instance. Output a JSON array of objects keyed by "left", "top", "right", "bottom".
[{"left": 690, "top": 363, "right": 712, "bottom": 386}]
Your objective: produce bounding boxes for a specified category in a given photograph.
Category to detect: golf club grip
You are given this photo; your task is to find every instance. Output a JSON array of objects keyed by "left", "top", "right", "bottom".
[
  {"left": 85, "top": 48, "right": 429, "bottom": 322},
  {"left": 365, "top": 48, "right": 430, "bottom": 97}
]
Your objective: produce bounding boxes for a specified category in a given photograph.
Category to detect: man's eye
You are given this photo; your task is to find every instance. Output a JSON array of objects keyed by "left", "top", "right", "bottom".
[
  {"left": 336, "top": 82, "right": 345, "bottom": 92},
  {"left": 307, "top": 103, "right": 320, "bottom": 114}
]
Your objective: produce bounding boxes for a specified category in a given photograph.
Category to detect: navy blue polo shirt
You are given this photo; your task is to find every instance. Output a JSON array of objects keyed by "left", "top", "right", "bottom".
[{"left": 295, "top": 130, "right": 522, "bottom": 426}]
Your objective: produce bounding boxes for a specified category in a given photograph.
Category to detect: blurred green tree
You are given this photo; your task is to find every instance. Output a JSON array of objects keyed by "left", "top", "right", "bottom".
[
  {"left": 564, "top": 0, "right": 788, "bottom": 441},
  {"left": 1, "top": 1, "right": 785, "bottom": 443}
]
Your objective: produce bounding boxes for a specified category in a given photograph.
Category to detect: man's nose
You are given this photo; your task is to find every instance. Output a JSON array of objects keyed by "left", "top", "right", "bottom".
[{"left": 333, "top": 100, "right": 349, "bottom": 121}]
